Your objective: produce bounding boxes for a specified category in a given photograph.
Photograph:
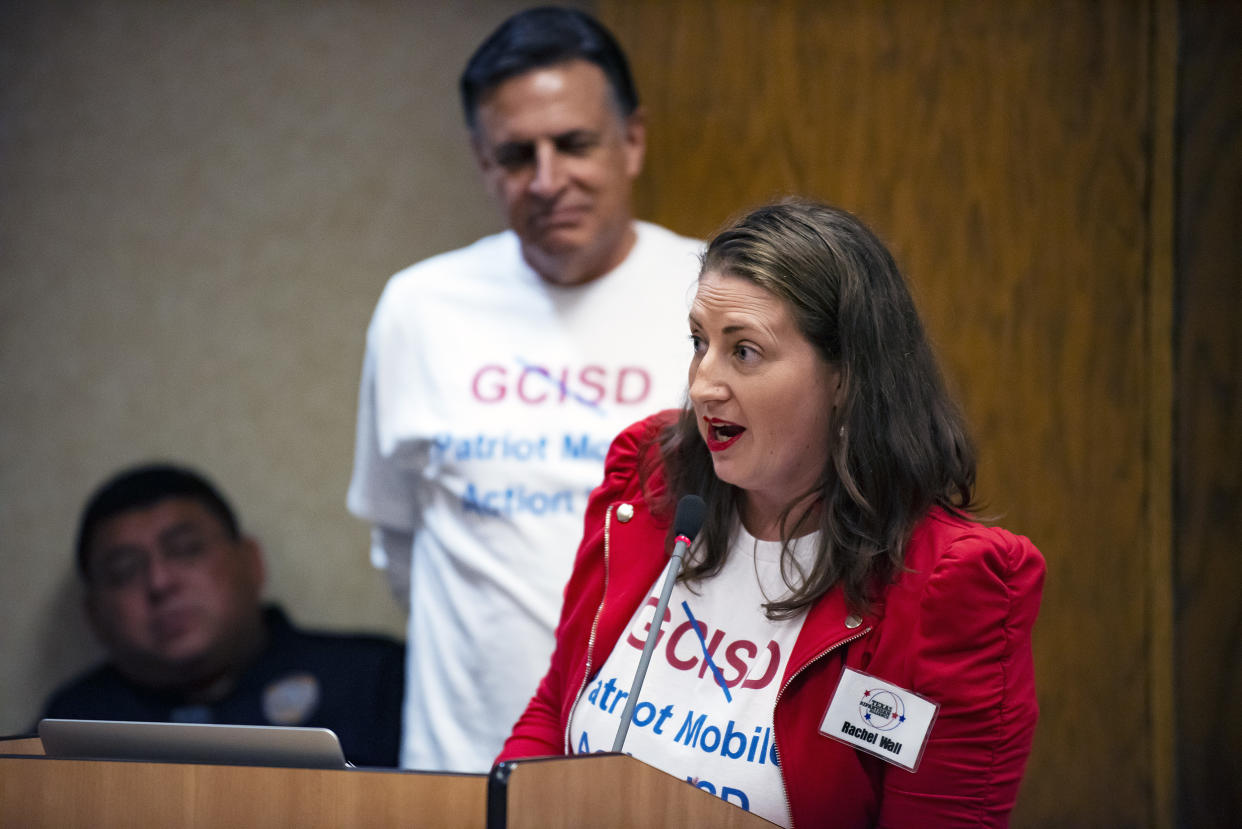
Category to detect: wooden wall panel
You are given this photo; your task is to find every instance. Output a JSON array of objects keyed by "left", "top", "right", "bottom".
[
  {"left": 600, "top": 1, "right": 1168, "bottom": 825},
  {"left": 1175, "top": 2, "right": 1242, "bottom": 825}
]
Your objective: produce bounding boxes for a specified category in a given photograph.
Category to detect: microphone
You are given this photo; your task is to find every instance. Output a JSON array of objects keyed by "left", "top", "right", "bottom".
[{"left": 612, "top": 494, "right": 706, "bottom": 753}]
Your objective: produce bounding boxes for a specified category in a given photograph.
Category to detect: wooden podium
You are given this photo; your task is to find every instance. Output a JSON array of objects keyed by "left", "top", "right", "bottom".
[
  {"left": 1, "top": 738, "right": 774, "bottom": 827},
  {"left": 490, "top": 753, "right": 775, "bottom": 828}
]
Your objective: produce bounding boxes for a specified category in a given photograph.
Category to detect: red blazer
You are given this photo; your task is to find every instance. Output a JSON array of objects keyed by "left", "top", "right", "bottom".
[{"left": 500, "top": 412, "right": 1045, "bottom": 828}]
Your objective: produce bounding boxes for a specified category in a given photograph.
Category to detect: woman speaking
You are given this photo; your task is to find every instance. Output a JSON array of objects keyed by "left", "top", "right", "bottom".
[{"left": 499, "top": 200, "right": 1045, "bottom": 828}]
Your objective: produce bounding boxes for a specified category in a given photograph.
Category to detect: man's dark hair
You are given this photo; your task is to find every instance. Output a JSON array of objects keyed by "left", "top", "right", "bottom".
[
  {"left": 459, "top": 6, "right": 639, "bottom": 130},
  {"left": 76, "top": 463, "right": 240, "bottom": 580}
]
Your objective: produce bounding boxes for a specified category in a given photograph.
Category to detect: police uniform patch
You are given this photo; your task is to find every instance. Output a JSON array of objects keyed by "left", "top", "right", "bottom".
[{"left": 263, "top": 673, "right": 320, "bottom": 725}]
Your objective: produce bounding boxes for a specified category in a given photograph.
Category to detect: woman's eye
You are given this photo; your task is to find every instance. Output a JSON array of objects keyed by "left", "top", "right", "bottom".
[
  {"left": 689, "top": 334, "right": 705, "bottom": 353},
  {"left": 735, "top": 344, "right": 757, "bottom": 361}
]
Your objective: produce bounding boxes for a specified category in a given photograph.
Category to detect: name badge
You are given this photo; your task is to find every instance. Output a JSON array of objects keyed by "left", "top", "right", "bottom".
[{"left": 819, "top": 667, "right": 939, "bottom": 772}]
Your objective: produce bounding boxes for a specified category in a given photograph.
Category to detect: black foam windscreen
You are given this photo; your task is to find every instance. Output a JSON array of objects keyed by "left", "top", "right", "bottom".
[{"left": 672, "top": 494, "right": 706, "bottom": 541}]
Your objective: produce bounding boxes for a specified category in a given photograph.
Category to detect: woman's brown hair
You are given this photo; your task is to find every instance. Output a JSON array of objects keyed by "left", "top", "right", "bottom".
[{"left": 651, "top": 199, "right": 976, "bottom": 618}]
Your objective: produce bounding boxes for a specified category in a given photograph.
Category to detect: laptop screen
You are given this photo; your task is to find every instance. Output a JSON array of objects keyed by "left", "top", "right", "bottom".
[{"left": 38, "top": 718, "right": 349, "bottom": 769}]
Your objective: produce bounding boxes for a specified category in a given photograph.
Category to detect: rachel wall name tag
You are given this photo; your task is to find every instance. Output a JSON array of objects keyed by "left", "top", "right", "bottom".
[{"left": 819, "top": 667, "right": 939, "bottom": 772}]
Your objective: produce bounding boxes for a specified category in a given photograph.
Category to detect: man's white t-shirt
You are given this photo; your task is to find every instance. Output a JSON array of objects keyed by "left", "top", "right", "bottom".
[
  {"left": 568, "top": 525, "right": 818, "bottom": 828},
  {"left": 348, "top": 222, "right": 702, "bottom": 772}
]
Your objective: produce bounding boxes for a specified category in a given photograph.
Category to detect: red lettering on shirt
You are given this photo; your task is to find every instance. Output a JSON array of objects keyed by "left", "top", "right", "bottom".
[{"left": 472, "top": 365, "right": 506, "bottom": 402}]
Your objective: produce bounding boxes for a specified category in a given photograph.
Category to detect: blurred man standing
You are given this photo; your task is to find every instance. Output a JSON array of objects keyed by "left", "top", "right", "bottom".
[{"left": 348, "top": 7, "right": 700, "bottom": 772}]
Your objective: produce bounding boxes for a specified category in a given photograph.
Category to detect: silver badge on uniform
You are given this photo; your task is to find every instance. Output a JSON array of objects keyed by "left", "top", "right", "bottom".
[{"left": 263, "top": 672, "right": 321, "bottom": 725}]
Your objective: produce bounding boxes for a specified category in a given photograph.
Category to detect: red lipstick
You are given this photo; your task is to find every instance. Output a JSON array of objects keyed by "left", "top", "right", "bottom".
[{"left": 703, "top": 417, "right": 745, "bottom": 452}]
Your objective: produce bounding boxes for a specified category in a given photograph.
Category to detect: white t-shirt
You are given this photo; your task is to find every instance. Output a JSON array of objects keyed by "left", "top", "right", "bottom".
[
  {"left": 569, "top": 525, "right": 818, "bottom": 828},
  {"left": 348, "top": 222, "right": 702, "bottom": 772}
]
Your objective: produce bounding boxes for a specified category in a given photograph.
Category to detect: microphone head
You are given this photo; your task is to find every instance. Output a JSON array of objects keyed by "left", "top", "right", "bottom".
[{"left": 673, "top": 494, "right": 707, "bottom": 541}]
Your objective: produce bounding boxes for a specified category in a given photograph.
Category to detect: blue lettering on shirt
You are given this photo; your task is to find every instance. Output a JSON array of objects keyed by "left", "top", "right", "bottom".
[
  {"left": 462, "top": 483, "right": 575, "bottom": 517},
  {"left": 562, "top": 433, "right": 609, "bottom": 462},
  {"left": 431, "top": 433, "right": 549, "bottom": 463}
]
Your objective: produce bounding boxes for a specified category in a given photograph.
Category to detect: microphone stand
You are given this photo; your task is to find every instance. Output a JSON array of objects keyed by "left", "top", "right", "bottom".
[{"left": 611, "top": 532, "right": 692, "bottom": 753}]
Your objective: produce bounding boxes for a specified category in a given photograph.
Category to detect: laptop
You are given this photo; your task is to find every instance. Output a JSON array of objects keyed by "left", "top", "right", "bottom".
[{"left": 37, "top": 718, "right": 350, "bottom": 769}]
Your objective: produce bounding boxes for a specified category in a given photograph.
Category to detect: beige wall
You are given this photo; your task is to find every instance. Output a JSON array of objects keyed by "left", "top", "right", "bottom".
[{"left": 0, "top": 0, "right": 564, "bottom": 735}]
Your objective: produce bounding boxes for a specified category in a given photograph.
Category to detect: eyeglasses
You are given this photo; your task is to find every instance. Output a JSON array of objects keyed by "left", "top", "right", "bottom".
[{"left": 89, "top": 527, "right": 230, "bottom": 590}]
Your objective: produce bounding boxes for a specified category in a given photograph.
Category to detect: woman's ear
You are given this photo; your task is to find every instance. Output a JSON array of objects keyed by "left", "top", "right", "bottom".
[{"left": 829, "top": 365, "right": 847, "bottom": 410}]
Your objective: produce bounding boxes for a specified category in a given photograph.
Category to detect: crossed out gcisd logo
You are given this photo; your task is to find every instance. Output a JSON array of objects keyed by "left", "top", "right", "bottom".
[{"left": 858, "top": 687, "right": 906, "bottom": 732}]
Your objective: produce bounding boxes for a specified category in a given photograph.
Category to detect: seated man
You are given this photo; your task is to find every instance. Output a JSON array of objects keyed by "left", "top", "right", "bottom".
[{"left": 40, "top": 463, "right": 404, "bottom": 768}]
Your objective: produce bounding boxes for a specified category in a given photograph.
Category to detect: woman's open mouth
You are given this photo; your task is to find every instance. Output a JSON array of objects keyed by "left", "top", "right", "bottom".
[{"left": 703, "top": 417, "right": 746, "bottom": 452}]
